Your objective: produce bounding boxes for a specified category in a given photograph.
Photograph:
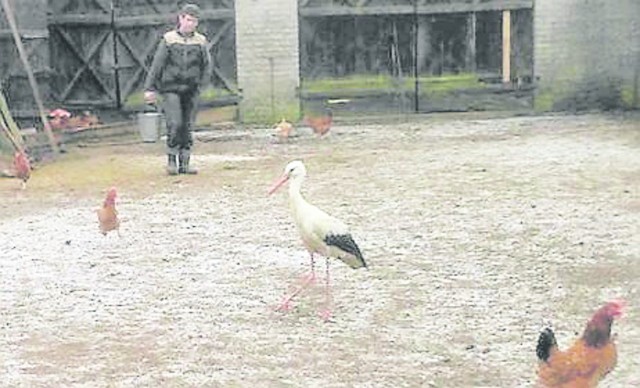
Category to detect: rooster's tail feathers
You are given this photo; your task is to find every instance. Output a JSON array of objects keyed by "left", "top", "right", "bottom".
[{"left": 536, "top": 327, "right": 558, "bottom": 362}]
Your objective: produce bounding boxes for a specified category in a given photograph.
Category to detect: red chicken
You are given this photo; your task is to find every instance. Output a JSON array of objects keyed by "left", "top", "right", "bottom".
[
  {"left": 13, "top": 151, "right": 31, "bottom": 190},
  {"left": 304, "top": 108, "right": 332, "bottom": 137},
  {"left": 97, "top": 187, "right": 120, "bottom": 236},
  {"left": 536, "top": 299, "right": 625, "bottom": 387},
  {"left": 274, "top": 118, "right": 294, "bottom": 139}
]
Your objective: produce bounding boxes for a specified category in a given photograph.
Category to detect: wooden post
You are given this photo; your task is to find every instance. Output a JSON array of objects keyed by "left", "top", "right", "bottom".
[
  {"left": 502, "top": 9, "right": 511, "bottom": 84},
  {"left": 466, "top": 12, "right": 477, "bottom": 72},
  {"left": 1, "top": 0, "right": 60, "bottom": 154}
]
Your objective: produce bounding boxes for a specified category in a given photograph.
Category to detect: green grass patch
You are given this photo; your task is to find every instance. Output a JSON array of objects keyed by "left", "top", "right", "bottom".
[{"left": 303, "top": 73, "right": 484, "bottom": 94}]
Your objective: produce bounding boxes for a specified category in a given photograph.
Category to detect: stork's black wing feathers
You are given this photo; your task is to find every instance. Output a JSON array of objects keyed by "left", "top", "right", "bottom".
[{"left": 323, "top": 233, "right": 367, "bottom": 268}]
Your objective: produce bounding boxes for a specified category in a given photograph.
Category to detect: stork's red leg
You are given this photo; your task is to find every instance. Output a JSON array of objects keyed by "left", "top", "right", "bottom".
[
  {"left": 275, "top": 275, "right": 315, "bottom": 312},
  {"left": 275, "top": 253, "right": 317, "bottom": 313},
  {"left": 318, "top": 258, "right": 333, "bottom": 322},
  {"left": 300, "top": 253, "right": 316, "bottom": 283}
]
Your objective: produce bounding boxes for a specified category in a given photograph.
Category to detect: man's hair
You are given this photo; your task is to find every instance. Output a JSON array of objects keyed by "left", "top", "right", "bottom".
[{"left": 180, "top": 3, "right": 201, "bottom": 18}]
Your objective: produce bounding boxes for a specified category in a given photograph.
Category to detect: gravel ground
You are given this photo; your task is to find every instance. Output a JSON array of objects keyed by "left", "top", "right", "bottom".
[{"left": 0, "top": 113, "right": 639, "bottom": 387}]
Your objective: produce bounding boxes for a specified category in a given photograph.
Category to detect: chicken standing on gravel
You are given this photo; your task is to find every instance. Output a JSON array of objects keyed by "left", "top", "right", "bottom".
[
  {"left": 13, "top": 150, "right": 31, "bottom": 190},
  {"left": 268, "top": 160, "right": 367, "bottom": 321},
  {"left": 97, "top": 187, "right": 120, "bottom": 236}
]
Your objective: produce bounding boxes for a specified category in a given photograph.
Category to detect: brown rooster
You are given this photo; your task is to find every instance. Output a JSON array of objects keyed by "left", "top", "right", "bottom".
[
  {"left": 97, "top": 187, "right": 120, "bottom": 236},
  {"left": 304, "top": 108, "right": 332, "bottom": 137},
  {"left": 13, "top": 151, "right": 31, "bottom": 190},
  {"left": 536, "top": 299, "right": 625, "bottom": 387}
]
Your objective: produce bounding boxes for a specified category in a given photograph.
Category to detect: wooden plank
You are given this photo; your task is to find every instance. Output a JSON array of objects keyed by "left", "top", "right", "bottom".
[
  {"left": 0, "top": 29, "right": 48, "bottom": 39},
  {"left": 206, "top": 19, "right": 233, "bottom": 51},
  {"left": 0, "top": 38, "right": 44, "bottom": 85},
  {"left": 117, "top": 34, "right": 158, "bottom": 98},
  {"left": 0, "top": 89, "right": 25, "bottom": 152},
  {"left": 48, "top": 9, "right": 235, "bottom": 27},
  {"left": 141, "top": 0, "right": 162, "bottom": 14},
  {"left": 219, "top": 0, "right": 235, "bottom": 9},
  {"left": 466, "top": 12, "right": 476, "bottom": 72},
  {"left": 299, "top": 1, "right": 532, "bottom": 16},
  {"left": 212, "top": 66, "right": 236, "bottom": 93},
  {"left": 502, "top": 10, "right": 510, "bottom": 83},
  {"left": 55, "top": 28, "right": 113, "bottom": 102},
  {"left": 91, "top": 0, "right": 110, "bottom": 14}
]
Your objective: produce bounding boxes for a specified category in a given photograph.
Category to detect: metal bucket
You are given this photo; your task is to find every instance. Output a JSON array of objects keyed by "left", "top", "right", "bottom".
[{"left": 137, "top": 112, "right": 161, "bottom": 143}]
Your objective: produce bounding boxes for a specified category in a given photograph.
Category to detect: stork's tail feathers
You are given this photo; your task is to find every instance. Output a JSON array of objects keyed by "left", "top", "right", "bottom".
[
  {"left": 536, "top": 327, "right": 558, "bottom": 362},
  {"left": 324, "top": 233, "right": 367, "bottom": 269}
]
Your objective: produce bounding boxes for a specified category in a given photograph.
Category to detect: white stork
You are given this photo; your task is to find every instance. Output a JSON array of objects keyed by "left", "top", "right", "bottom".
[{"left": 268, "top": 160, "right": 367, "bottom": 321}]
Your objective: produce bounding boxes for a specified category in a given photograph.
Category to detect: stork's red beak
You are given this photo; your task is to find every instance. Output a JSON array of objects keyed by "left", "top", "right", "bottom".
[{"left": 268, "top": 174, "right": 289, "bottom": 195}]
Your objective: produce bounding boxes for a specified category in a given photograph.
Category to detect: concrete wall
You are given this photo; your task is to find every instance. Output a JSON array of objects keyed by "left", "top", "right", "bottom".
[
  {"left": 534, "top": 0, "right": 640, "bottom": 110},
  {"left": 235, "top": 0, "right": 300, "bottom": 123}
]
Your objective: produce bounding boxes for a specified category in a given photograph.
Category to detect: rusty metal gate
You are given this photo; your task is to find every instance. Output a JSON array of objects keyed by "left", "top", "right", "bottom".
[
  {"left": 47, "top": 0, "right": 237, "bottom": 109},
  {"left": 299, "top": 0, "right": 534, "bottom": 116}
]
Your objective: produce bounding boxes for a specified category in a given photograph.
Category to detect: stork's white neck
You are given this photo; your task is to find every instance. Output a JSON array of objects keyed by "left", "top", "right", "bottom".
[{"left": 288, "top": 175, "right": 308, "bottom": 212}]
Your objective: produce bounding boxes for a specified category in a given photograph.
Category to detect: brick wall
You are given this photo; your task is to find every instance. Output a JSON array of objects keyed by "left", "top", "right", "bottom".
[
  {"left": 534, "top": 0, "right": 640, "bottom": 110},
  {"left": 235, "top": 0, "right": 300, "bottom": 123}
]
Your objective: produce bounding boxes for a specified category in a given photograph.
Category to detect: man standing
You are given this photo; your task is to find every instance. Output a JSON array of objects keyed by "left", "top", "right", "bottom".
[{"left": 144, "top": 3, "right": 211, "bottom": 175}]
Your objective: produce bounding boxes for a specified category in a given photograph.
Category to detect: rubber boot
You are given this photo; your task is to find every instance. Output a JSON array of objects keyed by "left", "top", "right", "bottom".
[
  {"left": 166, "top": 154, "right": 178, "bottom": 176},
  {"left": 179, "top": 149, "right": 198, "bottom": 174}
]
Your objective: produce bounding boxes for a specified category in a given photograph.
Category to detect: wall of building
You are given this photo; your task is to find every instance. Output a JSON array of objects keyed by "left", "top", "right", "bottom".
[
  {"left": 235, "top": 0, "right": 300, "bottom": 123},
  {"left": 534, "top": 0, "right": 640, "bottom": 110}
]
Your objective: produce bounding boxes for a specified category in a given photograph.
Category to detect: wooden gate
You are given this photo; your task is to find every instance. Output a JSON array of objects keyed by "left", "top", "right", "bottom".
[
  {"left": 298, "top": 0, "right": 534, "bottom": 115},
  {"left": 47, "top": 0, "right": 237, "bottom": 109},
  {"left": 0, "top": 0, "right": 50, "bottom": 123}
]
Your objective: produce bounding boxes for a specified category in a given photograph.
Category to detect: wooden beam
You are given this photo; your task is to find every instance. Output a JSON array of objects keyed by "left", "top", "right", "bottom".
[
  {"left": 0, "top": 89, "right": 25, "bottom": 153},
  {"left": 502, "top": 10, "right": 511, "bottom": 84},
  {"left": 48, "top": 9, "right": 235, "bottom": 27},
  {"left": 466, "top": 12, "right": 476, "bottom": 72},
  {"left": 91, "top": 0, "right": 110, "bottom": 14},
  {"left": 206, "top": 19, "right": 233, "bottom": 51},
  {"left": 0, "top": 38, "right": 43, "bottom": 86},
  {"left": 55, "top": 28, "right": 113, "bottom": 102},
  {"left": 299, "top": 1, "right": 533, "bottom": 16},
  {"left": 1, "top": 0, "right": 59, "bottom": 154},
  {"left": 0, "top": 29, "right": 49, "bottom": 39},
  {"left": 116, "top": 34, "right": 158, "bottom": 98}
]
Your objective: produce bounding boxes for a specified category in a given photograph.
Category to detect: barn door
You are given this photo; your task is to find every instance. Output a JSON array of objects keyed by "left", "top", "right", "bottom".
[
  {"left": 298, "top": 0, "right": 415, "bottom": 116},
  {"left": 48, "top": 0, "right": 238, "bottom": 109}
]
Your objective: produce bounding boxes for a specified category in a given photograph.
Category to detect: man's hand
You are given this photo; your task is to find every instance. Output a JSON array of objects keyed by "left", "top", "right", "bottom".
[{"left": 144, "top": 91, "right": 156, "bottom": 105}]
